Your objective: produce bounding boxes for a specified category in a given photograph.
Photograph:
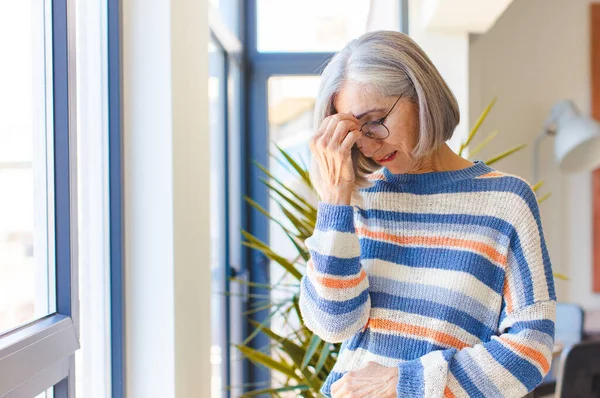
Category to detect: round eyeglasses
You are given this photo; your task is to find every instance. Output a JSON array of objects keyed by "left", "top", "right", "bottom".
[{"left": 359, "top": 96, "right": 402, "bottom": 140}]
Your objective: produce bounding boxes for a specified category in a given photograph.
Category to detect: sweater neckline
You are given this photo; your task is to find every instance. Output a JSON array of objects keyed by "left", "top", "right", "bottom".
[{"left": 381, "top": 159, "right": 493, "bottom": 185}]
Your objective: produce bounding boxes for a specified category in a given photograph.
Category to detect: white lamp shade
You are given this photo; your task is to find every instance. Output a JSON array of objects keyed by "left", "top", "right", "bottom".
[{"left": 551, "top": 100, "right": 600, "bottom": 172}]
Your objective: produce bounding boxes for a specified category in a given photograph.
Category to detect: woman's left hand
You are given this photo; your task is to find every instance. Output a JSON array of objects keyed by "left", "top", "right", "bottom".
[{"left": 330, "top": 361, "right": 398, "bottom": 397}]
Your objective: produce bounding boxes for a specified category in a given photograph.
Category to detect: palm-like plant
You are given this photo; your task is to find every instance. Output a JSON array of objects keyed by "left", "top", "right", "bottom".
[{"left": 229, "top": 99, "right": 567, "bottom": 398}]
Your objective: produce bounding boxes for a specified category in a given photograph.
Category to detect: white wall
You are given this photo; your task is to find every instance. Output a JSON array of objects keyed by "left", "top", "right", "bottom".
[
  {"left": 122, "top": 0, "right": 211, "bottom": 396},
  {"left": 469, "top": 0, "right": 599, "bottom": 309},
  {"left": 409, "top": 0, "right": 471, "bottom": 152}
]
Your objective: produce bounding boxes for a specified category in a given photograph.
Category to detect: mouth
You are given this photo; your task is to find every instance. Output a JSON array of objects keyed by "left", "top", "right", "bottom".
[{"left": 376, "top": 151, "right": 397, "bottom": 163}]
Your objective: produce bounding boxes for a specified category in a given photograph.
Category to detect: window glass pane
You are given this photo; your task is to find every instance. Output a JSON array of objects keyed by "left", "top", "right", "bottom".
[
  {"left": 226, "top": 62, "right": 245, "bottom": 398},
  {"left": 210, "top": 0, "right": 240, "bottom": 38},
  {"left": 74, "top": 0, "right": 112, "bottom": 396},
  {"left": 35, "top": 387, "right": 54, "bottom": 398},
  {"left": 267, "top": 76, "right": 320, "bottom": 387},
  {"left": 257, "top": 0, "right": 370, "bottom": 52},
  {"left": 0, "top": 1, "right": 55, "bottom": 335},
  {"left": 209, "top": 40, "right": 226, "bottom": 398}
]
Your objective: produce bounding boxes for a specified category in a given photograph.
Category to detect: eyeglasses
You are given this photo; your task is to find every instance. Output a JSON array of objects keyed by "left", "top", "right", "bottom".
[{"left": 359, "top": 96, "right": 402, "bottom": 140}]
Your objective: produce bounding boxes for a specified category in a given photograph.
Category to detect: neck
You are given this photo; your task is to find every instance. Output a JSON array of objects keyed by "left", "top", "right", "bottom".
[{"left": 406, "top": 143, "right": 472, "bottom": 174}]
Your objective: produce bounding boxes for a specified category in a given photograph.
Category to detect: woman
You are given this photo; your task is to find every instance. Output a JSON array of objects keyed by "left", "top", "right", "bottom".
[{"left": 298, "top": 30, "right": 556, "bottom": 398}]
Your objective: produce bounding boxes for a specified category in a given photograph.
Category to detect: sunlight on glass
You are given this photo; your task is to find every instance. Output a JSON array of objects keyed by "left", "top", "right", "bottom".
[
  {"left": 267, "top": 76, "right": 320, "bottom": 390},
  {"left": 257, "top": 0, "right": 371, "bottom": 52},
  {"left": 0, "top": 2, "right": 54, "bottom": 335},
  {"left": 209, "top": 40, "right": 225, "bottom": 398},
  {"left": 35, "top": 388, "right": 54, "bottom": 398}
]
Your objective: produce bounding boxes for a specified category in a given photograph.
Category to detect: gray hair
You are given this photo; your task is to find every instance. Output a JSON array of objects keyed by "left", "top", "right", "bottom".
[{"left": 310, "top": 30, "right": 459, "bottom": 205}]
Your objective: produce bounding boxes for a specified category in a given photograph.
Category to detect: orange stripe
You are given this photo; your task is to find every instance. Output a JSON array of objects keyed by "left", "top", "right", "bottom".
[
  {"left": 355, "top": 227, "right": 507, "bottom": 266},
  {"left": 501, "top": 338, "right": 550, "bottom": 374},
  {"left": 444, "top": 386, "right": 457, "bottom": 398},
  {"left": 503, "top": 279, "right": 514, "bottom": 314},
  {"left": 478, "top": 171, "right": 505, "bottom": 178},
  {"left": 307, "top": 259, "right": 367, "bottom": 289},
  {"left": 369, "top": 318, "right": 469, "bottom": 349}
]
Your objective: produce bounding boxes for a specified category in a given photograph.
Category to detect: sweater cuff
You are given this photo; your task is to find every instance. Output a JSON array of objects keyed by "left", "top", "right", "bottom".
[{"left": 315, "top": 202, "right": 355, "bottom": 233}]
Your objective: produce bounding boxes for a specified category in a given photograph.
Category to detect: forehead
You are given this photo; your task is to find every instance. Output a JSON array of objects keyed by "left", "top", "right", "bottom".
[{"left": 334, "top": 81, "right": 387, "bottom": 115}]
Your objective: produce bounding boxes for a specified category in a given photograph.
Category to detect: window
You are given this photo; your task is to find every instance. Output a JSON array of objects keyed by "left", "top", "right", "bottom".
[
  {"left": 0, "top": 0, "right": 56, "bottom": 338},
  {"left": 209, "top": 4, "right": 245, "bottom": 397},
  {"left": 209, "top": 39, "right": 227, "bottom": 398},
  {"left": 0, "top": 1, "right": 80, "bottom": 396},
  {"left": 244, "top": 1, "right": 407, "bottom": 394},
  {"left": 256, "top": 0, "right": 371, "bottom": 52},
  {"left": 267, "top": 76, "right": 320, "bottom": 388}
]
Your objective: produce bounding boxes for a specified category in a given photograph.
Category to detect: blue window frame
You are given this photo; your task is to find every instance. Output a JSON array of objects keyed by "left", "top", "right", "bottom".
[{"left": 108, "top": 0, "right": 125, "bottom": 397}]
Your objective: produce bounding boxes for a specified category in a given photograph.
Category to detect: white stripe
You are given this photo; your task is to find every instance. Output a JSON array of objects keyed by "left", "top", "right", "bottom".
[
  {"left": 363, "top": 259, "right": 502, "bottom": 311},
  {"left": 420, "top": 350, "right": 449, "bottom": 397},
  {"left": 305, "top": 229, "right": 360, "bottom": 259},
  {"left": 514, "top": 214, "right": 551, "bottom": 302},
  {"left": 332, "top": 347, "right": 405, "bottom": 373},
  {"left": 498, "top": 300, "right": 555, "bottom": 333},
  {"left": 447, "top": 372, "right": 469, "bottom": 397}
]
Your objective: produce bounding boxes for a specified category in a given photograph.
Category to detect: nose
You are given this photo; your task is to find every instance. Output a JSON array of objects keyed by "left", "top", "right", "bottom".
[{"left": 357, "top": 136, "right": 383, "bottom": 158}]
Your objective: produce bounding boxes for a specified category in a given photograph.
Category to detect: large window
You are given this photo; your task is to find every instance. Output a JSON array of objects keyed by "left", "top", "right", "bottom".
[
  {"left": 0, "top": 0, "right": 56, "bottom": 339},
  {"left": 243, "top": 1, "right": 407, "bottom": 394},
  {"left": 0, "top": 1, "right": 82, "bottom": 396},
  {"left": 209, "top": 1, "right": 406, "bottom": 396},
  {"left": 209, "top": 3, "right": 244, "bottom": 397}
]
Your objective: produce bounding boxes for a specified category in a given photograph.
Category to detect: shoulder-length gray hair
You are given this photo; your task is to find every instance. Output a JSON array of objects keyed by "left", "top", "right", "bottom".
[{"left": 310, "top": 30, "right": 459, "bottom": 206}]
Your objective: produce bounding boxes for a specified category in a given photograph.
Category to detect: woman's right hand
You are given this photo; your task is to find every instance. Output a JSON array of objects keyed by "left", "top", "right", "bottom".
[{"left": 309, "top": 113, "right": 363, "bottom": 205}]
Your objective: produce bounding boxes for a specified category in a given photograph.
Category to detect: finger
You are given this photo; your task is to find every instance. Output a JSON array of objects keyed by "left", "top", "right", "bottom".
[
  {"left": 321, "top": 112, "right": 360, "bottom": 135},
  {"left": 315, "top": 113, "right": 359, "bottom": 149},
  {"left": 341, "top": 129, "right": 364, "bottom": 152},
  {"left": 330, "top": 120, "right": 358, "bottom": 148},
  {"left": 330, "top": 376, "right": 346, "bottom": 396}
]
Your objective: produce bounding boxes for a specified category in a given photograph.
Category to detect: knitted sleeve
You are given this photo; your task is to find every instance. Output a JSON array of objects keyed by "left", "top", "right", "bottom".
[
  {"left": 395, "top": 182, "right": 557, "bottom": 398},
  {"left": 298, "top": 202, "right": 371, "bottom": 343}
]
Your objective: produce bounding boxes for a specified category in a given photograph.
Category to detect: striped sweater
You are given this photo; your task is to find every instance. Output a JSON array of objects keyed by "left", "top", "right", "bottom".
[{"left": 298, "top": 160, "right": 557, "bottom": 398}]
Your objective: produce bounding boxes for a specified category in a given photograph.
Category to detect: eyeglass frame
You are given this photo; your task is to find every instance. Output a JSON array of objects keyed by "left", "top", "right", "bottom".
[{"left": 359, "top": 96, "right": 402, "bottom": 140}]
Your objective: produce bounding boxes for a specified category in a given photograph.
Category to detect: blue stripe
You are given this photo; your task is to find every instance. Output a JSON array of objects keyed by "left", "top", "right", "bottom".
[
  {"left": 396, "top": 357, "right": 425, "bottom": 396},
  {"left": 320, "top": 370, "right": 345, "bottom": 398},
  {"left": 508, "top": 233, "right": 536, "bottom": 306},
  {"left": 487, "top": 339, "right": 544, "bottom": 391},
  {"left": 510, "top": 319, "right": 555, "bottom": 337},
  {"left": 371, "top": 292, "right": 496, "bottom": 338},
  {"left": 300, "top": 281, "right": 369, "bottom": 335},
  {"left": 301, "top": 275, "right": 369, "bottom": 315},
  {"left": 363, "top": 241, "right": 505, "bottom": 292},
  {"left": 366, "top": 329, "right": 448, "bottom": 359},
  {"left": 506, "top": 247, "right": 527, "bottom": 309},
  {"left": 357, "top": 208, "right": 515, "bottom": 238},
  {"left": 363, "top": 173, "right": 526, "bottom": 196},
  {"left": 315, "top": 202, "right": 355, "bottom": 232},
  {"left": 308, "top": 251, "right": 361, "bottom": 276}
]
